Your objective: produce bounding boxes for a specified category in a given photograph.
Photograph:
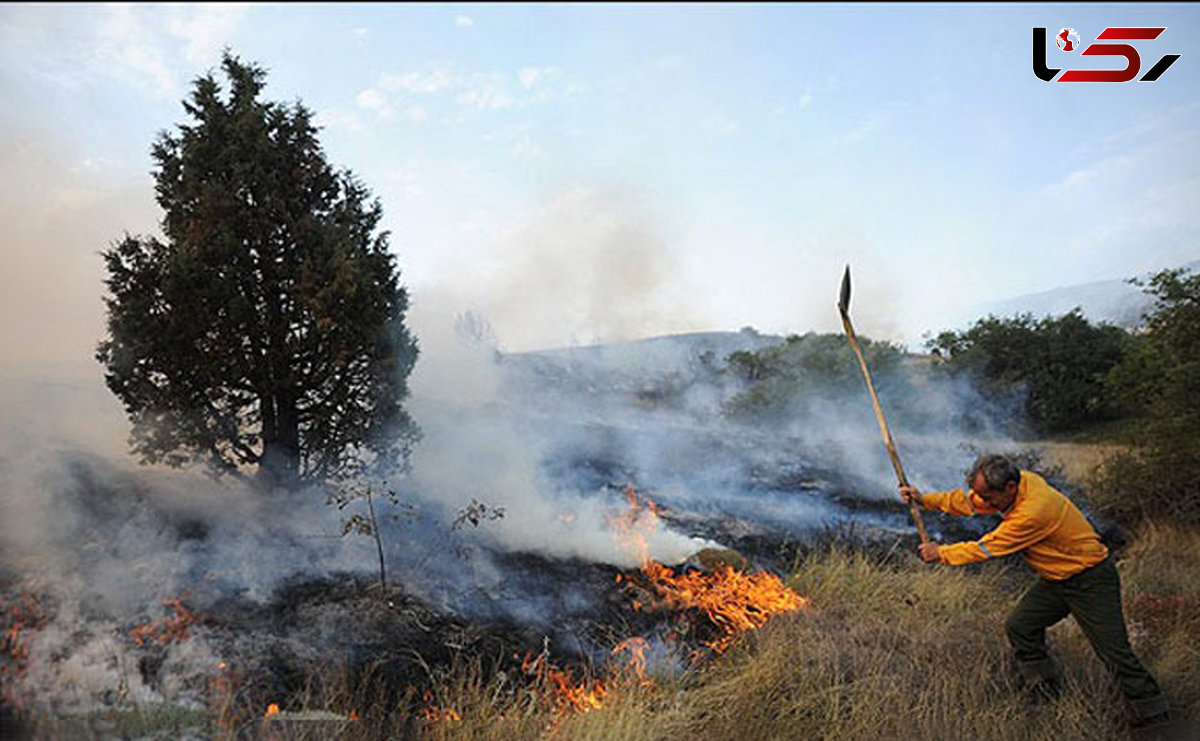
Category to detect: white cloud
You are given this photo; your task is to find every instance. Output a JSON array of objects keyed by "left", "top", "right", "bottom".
[
  {"left": 455, "top": 15, "right": 475, "bottom": 27},
  {"left": 370, "top": 65, "right": 564, "bottom": 115},
  {"left": 352, "top": 27, "right": 368, "bottom": 37},
  {"left": 1044, "top": 151, "right": 1143, "bottom": 196},
  {"left": 516, "top": 66, "right": 565, "bottom": 100},
  {"left": 380, "top": 68, "right": 455, "bottom": 94},
  {"left": 517, "top": 66, "right": 543, "bottom": 89},
  {"left": 165, "top": 4, "right": 249, "bottom": 65},
  {"left": 457, "top": 74, "right": 513, "bottom": 111},
  {"left": 355, "top": 88, "right": 386, "bottom": 110},
  {"left": 115, "top": 43, "right": 175, "bottom": 96},
  {"left": 1020, "top": 119, "right": 1200, "bottom": 287},
  {"left": 313, "top": 108, "right": 366, "bottom": 133},
  {"left": 34, "top": 3, "right": 246, "bottom": 99},
  {"left": 97, "top": 5, "right": 176, "bottom": 96},
  {"left": 355, "top": 88, "right": 392, "bottom": 119}
]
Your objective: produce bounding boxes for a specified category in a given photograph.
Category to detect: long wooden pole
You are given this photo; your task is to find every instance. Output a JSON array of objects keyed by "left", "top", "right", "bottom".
[{"left": 837, "top": 266, "right": 930, "bottom": 545}]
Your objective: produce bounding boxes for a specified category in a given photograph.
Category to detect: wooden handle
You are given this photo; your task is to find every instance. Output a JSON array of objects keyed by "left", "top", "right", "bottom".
[{"left": 839, "top": 310, "right": 930, "bottom": 545}]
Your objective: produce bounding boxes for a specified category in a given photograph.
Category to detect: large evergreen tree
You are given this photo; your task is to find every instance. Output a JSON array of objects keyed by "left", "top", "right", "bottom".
[{"left": 96, "top": 53, "right": 418, "bottom": 487}]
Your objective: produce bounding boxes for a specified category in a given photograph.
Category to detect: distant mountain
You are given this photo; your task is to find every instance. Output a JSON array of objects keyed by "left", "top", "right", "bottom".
[{"left": 973, "top": 259, "right": 1200, "bottom": 328}]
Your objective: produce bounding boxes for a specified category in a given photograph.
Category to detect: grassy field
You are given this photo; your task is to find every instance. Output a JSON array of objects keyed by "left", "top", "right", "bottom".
[
  {"left": 193, "top": 524, "right": 1191, "bottom": 741},
  {"left": 15, "top": 442, "right": 1198, "bottom": 741},
  {"left": 21, "top": 524, "right": 1197, "bottom": 741},
  {"left": 407, "top": 531, "right": 1196, "bottom": 741}
]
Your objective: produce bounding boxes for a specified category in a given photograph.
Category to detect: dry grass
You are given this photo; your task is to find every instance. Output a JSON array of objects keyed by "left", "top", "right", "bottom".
[
  {"left": 1118, "top": 523, "right": 1200, "bottom": 713},
  {"left": 16, "top": 528, "right": 1197, "bottom": 740},
  {"left": 344, "top": 536, "right": 1195, "bottom": 741},
  {"left": 518, "top": 533, "right": 1188, "bottom": 739},
  {"left": 644, "top": 551, "right": 1127, "bottom": 741},
  {"left": 1018, "top": 440, "right": 1130, "bottom": 485}
]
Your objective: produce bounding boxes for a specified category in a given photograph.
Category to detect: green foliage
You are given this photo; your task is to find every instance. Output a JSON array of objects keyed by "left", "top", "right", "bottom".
[
  {"left": 1094, "top": 269, "right": 1200, "bottom": 526},
  {"left": 724, "top": 332, "right": 903, "bottom": 420},
  {"left": 96, "top": 53, "right": 418, "bottom": 486},
  {"left": 926, "top": 310, "right": 1129, "bottom": 434}
]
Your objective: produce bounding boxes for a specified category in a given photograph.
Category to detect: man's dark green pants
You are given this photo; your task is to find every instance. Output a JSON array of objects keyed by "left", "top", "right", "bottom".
[{"left": 1004, "top": 556, "right": 1168, "bottom": 720}]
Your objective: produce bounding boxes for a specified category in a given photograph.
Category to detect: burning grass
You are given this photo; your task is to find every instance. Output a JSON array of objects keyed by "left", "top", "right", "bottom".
[
  {"left": 4, "top": 478, "right": 1196, "bottom": 741},
  {"left": 7, "top": 525, "right": 1198, "bottom": 740},
  {"left": 389, "top": 530, "right": 1198, "bottom": 741},
  {"left": 611, "top": 485, "right": 809, "bottom": 655},
  {"left": 128, "top": 598, "right": 199, "bottom": 647},
  {"left": 635, "top": 561, "right": 806, "bottom": 654},
  {"left": 183, "top": 530, "right": 1194, "bottom": 741}
]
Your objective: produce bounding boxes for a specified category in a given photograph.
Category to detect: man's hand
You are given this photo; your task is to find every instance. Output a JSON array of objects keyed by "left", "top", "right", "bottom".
[
  {"left": 919, "top": 542, "right": 941, "bottom": 562},
  {"left": 899, "top": 485, "right": 923, "bottom": 507}
]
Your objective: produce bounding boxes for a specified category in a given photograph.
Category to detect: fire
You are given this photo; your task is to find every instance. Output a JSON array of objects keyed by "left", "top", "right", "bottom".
[
  {"left": 419, "top": 689, "right": 462, "bottom": 723},
  {"left": 265, "top": 703, "right": 280, "bottom": 717},
  {"left": 521, "top": 651, "right": 607, "bottom": 714},
  {"left": 608, "top": 484, "right": 662, "bottom": 566},
  {"left": 611, "top": 636, "right": 649, "bottom": 679},
  {"left": 4, "top": 593, "right": 46, "bottom": 672},
  {"left": 611, "top": 485, "right": 808, "bottom": 654},
  {"left": 640, "top": 561, "right": 806, "bottom": 653},
  {"left": 208, "top": 660, "right": 242, "bottom": 738},
  {"left": 129, "top": 598, "right": 199, "bottom": 647},
  {"left": 3, "top": 592, "right": 48, "bottom": 713}
]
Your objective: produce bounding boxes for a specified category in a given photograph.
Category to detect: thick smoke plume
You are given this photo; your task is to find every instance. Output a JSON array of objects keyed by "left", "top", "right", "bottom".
[{"left": 434, "top": 186, "right": 710, "bottom": 352}]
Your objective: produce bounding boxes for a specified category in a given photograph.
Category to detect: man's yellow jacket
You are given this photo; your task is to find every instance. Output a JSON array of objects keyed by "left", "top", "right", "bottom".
[{"left": 921, "top": 471, "right": 1108, "bottom": 580}]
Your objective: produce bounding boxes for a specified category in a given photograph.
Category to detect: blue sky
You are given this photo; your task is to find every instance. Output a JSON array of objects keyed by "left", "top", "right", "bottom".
[{"left": 2, "top": 3, "right": 1198, "bottom": 362}]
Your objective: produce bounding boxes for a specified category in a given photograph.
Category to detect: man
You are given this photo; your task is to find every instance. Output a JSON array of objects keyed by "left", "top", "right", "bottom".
[{"left": 899, "top": 453, "right": 1169, "bottom": 727}]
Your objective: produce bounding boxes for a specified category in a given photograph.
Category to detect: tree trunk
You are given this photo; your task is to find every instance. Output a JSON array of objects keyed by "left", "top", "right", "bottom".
[{"left": 259, "top": 390, "right": 300, "bottom": 488}]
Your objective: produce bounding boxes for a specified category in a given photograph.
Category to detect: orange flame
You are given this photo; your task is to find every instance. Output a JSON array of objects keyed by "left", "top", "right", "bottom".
[
  {"left": 4, "top": 593, "right": 45, "bottom": 673},
  {"left": 3, "top": 593, "right": 48, "bottom": 713},
  {"left": 521, "top": 651, "right": 607, "bottom": 714},
  {"left": 265, "top": 703, "right": 280, "bottom": 718},
  {"left": 611, "top": 485, "right": 807, "bottom": 654},
  {"left": 611, "top": 636, "right": 649, "bottom": 679},
  {"left": 129, "top": 598, "right": 198, "bottom": 647},
  {"left": 640, "top": 561, "right": 806, "bottom": 653},
  {"left": 607, "top": 484, "right": 662, "bottom": 567},
  {"left": 419, "top": 690, "right": 462, "bottom": 723}
]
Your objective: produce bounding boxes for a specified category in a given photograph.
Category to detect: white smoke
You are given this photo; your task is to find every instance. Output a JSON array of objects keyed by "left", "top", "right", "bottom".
[
  {"left": 430, "top": 186, "right": 709, "bottom": 352},
  {"left": 406, "top": 296, "right": 715, "bottom": 568}
]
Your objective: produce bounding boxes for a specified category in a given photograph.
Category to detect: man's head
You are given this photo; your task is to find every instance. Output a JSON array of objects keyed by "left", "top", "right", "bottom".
[{"left": 966, "top": 454, "right": 1021, "bottom": 510}]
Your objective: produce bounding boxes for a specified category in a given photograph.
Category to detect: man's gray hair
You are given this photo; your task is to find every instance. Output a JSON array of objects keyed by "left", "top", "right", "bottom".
[{"left": 966, "top": 454, "right": 1022, "bottom": 492}]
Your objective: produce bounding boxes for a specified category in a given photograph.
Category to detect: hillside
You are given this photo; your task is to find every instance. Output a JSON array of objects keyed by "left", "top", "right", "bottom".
[{"left": 972, "top": 259, "right": 1200, "bottom": 329}]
